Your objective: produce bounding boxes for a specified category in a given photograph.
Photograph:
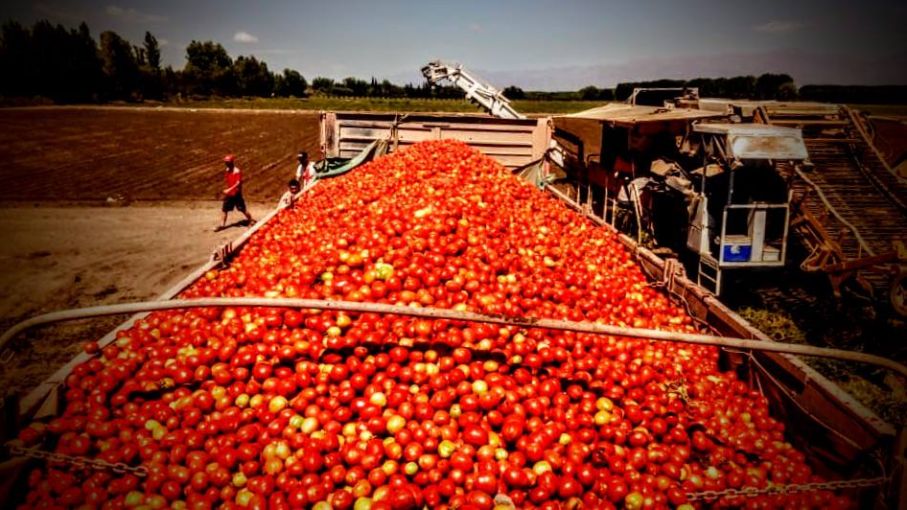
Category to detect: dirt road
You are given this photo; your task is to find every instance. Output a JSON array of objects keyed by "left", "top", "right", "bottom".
[{"left": 0, "top": 202, "right": 271, "bottom": 394}]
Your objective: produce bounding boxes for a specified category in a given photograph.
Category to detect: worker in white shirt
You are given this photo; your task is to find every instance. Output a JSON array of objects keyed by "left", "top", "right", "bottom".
[{"left": 295, "top": 151, "right": 316, "bottom": 188}]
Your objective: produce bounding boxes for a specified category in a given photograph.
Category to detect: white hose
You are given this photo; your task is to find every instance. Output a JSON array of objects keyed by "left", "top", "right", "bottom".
[{"left": 2, "top": 297, "right": 906, "bottom": 379}]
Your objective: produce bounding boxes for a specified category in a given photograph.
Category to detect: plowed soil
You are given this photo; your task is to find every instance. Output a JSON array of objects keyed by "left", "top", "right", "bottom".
[{"left": 0, "top": 106, "right": 320, "bottom": 202}]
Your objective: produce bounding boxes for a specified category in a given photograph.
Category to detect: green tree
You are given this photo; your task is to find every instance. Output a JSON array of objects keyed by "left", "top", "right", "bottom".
[
  {"left": 311, "top": 76, "right": 334, "bottom": 94},
  {"left": 0, "top": 21, "right": 34, "bottom": 97},
  {"left": 136, "top": 32, "right": 163, "bottom": 100},
  {"left": 2, "top": 20, "right": 103, "bottom": 103},
  {"left": 99, "top": 30, "right": 140, "bottom": 100},
  {"left": 234, "top": 55, "right": 274, "bottom": 97},
  {"left": 331, "top": 85, "right": 354, "bottom": 96},
  {"left": 183, "top": 40, "right": 234, "bottom": 96},
  {"left": 31, "top": 20, "right": 74, "bottom": 100},
  {"left": 756, "top": 73, "right": 796, "bottom": 100},
  {"left": 726, "top": 75, "right": 756, "bottom": 98},
  {"left": 368, "top": 76, "right": 379, "bottom": 96},
  {"left": 380, "top": 79, "right": 403, "bottom": 97},
  {"left": 503, "top": 85, "right": 525, "bottom": 100},
  {"left": 579, "top": 85, "right": 601, "bottom": 101},
  {"left": 342, "top": 76, "right": 369, "bottom": 96},
  {"left": 275, "top": 68, "right": 307, "bottom": 97},
  {"left": 133, "top": 45, "right": 146, "bottom": 67},
  {"left": 68, "top": 23, "right": 103, "bottom": 102},
  {"left": 144, "top": 32, "right": 160, "bottom": 70},
  {"left": 161, "top": 65, "right": 180, "bottom": 97}
]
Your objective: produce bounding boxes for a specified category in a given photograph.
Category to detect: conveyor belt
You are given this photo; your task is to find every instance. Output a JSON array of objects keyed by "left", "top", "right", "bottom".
[{"left": 767, "top": 104, "right": 907, "bottom": 297}]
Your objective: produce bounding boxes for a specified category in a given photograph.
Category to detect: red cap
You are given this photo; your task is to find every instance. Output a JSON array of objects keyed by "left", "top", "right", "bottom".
[{"left": 224, "top": 154, "right": 235, "bottom": 163}]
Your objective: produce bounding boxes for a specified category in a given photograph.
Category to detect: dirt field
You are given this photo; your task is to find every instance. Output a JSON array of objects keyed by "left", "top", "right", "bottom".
[
  {"left": 0, "top": 107, "right": 320, "bottom": 202},
  {"left": 0, "top": 202, "right": 273, "bottom": 394},
  {"left": 0, "top": 106, "right": 325, "bottom": 396}
]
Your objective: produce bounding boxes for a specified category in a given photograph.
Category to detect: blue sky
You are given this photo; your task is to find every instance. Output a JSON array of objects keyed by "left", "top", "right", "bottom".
[{"left": 3, "top": 0, "right": 906, "bottom": 88}]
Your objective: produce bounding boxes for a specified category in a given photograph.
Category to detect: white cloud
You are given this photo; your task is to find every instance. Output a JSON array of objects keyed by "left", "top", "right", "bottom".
[
  {"left": 753, "top": 20, "right": 804, "bottom": 33},
  {"left": 469, "top": 23, "right": 482, "bottom": 32},
  {"left": 233, "top": 31, "right": 259, "bottom": 44},
  {"left": 106, "top": 5, "right": 166, "bottom": 23}
]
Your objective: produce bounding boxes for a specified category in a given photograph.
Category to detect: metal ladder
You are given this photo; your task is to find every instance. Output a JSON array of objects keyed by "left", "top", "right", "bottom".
[{"left": 698, "top": 254, "right": 722, "bottom": 295}]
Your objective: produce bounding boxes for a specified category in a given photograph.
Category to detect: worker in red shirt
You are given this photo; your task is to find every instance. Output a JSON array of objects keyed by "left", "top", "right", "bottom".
[{"left": 216, "top": 154, "right": 255, "bottom": 231}]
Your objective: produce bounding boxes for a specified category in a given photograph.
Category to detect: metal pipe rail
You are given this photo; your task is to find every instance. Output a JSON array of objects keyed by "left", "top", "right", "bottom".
[{"left": 3, "top": 297, "right": 906, "bottom": 380}]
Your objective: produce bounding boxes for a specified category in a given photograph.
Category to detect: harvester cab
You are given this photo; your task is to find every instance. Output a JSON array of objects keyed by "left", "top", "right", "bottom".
[{"left": 685, "top": 123, "right": 809, "bottom": 293}]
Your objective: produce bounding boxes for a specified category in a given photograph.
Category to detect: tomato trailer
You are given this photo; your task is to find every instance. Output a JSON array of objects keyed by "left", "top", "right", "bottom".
[{"left": 2, "top": 111, "right": 905, "bottom": 509}]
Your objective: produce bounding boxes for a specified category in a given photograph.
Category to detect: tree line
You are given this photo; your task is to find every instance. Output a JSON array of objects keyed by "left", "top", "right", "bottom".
[
  {"left": 0, "top": 20, "right": 470, "bottom": 102},
  {"left": 1, "top": 19, "right": 904, "bottom": 105}
]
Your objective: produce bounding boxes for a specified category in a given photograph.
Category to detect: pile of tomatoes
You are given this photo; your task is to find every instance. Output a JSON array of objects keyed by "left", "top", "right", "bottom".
[{"left": 15, "top": 140, "right": 851, "bottom": 509}]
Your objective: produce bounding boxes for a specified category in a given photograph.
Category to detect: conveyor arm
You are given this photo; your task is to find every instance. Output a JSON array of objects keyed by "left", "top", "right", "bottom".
[{"left": 421, "top": 60, "right": 525, "bottom": 120}]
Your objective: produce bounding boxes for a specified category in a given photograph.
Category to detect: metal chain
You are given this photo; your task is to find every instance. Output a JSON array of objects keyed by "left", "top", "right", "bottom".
[
  {"left": 686, "top": 476, "right": 888, "bottom": 501},
  {"left": 7, "top": 444, "right": 148, "bottom": 477}
]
